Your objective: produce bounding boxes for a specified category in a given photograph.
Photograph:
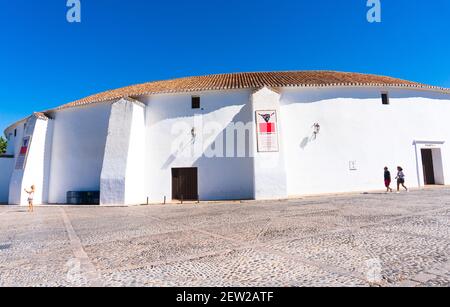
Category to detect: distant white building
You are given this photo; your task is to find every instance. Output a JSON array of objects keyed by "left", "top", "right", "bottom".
[{"left": 1, "top": 71, "right": 450, "bottom": 206}]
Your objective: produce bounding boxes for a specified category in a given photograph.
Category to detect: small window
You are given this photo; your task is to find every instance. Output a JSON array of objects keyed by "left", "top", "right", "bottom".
[
  {"left": 192, "top": 96, "right": 200, "bottom": 109},
  {"left": 14, "top": 129, "right": 17, "bottom": 137},
  {"left": 381, "top": 93, "right": 389, "bottom": 105}
]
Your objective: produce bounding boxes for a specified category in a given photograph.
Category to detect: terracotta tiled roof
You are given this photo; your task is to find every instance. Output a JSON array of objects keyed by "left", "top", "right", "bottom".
[
  {"left": 33, "top": 112, "right": 50, "bottom": 120},
  {"left": 58, "top": 71, "right": 449, "bottom": 110},
  {"left": 4, "top": 113, "right": 50, "bottom": 135},
  {"left": 4, "top": 71, "right": 449, "bottom": 134}
]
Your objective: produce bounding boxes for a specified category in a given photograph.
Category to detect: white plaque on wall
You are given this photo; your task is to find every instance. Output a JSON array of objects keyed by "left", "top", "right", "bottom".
[{"left": 256, "top": 110, "right": 279, "bottom": 152}]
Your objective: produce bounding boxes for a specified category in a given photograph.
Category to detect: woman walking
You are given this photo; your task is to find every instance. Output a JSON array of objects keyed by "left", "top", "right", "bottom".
[
  {"left": 395, "top": 167, "right": 408, "bottom": 193},
  {"left": 24, "top": 185, "right": 35, "bottom": 212}
]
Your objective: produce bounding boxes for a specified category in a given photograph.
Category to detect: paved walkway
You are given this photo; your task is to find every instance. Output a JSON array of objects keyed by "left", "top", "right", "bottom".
[{"left": 0, "top": 188, "right": 449, "bottom": 287}]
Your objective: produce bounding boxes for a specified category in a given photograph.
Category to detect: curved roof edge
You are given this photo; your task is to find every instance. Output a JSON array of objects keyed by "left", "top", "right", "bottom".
[{"left": 4, "top": 71, "right": 450, "bottom": 135}]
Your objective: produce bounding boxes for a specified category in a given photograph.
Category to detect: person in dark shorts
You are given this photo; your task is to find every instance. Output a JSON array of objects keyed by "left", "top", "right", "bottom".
[
  {"left": 395, "top": 166, "right": 408, "bottom": 193},
  {"left": 384, "top": 167, "right": 393, "bottom": 192}
]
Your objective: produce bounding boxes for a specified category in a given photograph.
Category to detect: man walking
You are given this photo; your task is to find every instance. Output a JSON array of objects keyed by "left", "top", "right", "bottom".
[{"left": 384, "top": 167, "right": 393, "bottom": 193}]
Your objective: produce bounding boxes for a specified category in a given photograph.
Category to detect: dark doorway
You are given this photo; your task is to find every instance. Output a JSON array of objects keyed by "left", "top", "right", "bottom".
[
  {"left": 172, "top": 168, "right": 198, "bottom": 201},
  {"left": 421, "top": 149, "right": 435, "bottom": 185}
]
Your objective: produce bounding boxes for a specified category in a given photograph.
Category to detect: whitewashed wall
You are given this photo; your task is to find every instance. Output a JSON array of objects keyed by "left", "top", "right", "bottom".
[
  {"left": 4, "top": 85, "right": 450, "bottom": 204},
  {"left": 1, "top": 127, "right": 17, "bottom": 203},
  {"left": 5, "top": 123, "right": 25, "bottom": 158},
  {"left": 9, "top": 116, "right": 54, "bottom": 205},
  {"left": 8, "top": 117, "right": 33, "bottom": 205},
  {"left": 48, "top": 103, "right": 111, "bottom": 203},
  {"left": 0, "top": 158, "right": 14, "bottom": 203},
  {"left": 251, "top": 87, "right": 288, "bottom": 199},
  {"left": 280, "top": 87, "right": 450, "bottom": 196},
  {"left": 5, "top": 131, "right": 16, "bottom": 156},
  {"left": 143, "top": 89, "right": 254, "bottom": 202},
  {"left": 100, "top": 99, "right": 146, "bottom": 205}
]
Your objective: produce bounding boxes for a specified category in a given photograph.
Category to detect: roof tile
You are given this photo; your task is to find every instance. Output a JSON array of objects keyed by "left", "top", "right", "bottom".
[{"left": 59, "top": 71, "right": 448, "bottom": 110}]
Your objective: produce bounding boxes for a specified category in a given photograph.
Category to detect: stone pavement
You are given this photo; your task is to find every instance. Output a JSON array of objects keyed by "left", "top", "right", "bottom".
[{"left": 0, "top": 188, "right": 449, "bottom": 287}]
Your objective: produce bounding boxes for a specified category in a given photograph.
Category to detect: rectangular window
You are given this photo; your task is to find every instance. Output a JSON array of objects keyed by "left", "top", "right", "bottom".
[
  {"left": 192, "top": 96, "right": 200, "bottom": 109},
  {"left": 14, "top": 129, "right": 17, "bottom": 137},
  {"left": 381, "top": 93, "right": 389, "bottom": 105}
]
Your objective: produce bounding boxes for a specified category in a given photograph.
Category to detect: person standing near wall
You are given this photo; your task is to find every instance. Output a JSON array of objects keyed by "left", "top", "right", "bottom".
[
  {"left": 24, "top": 185, "right": 35, "bottom": 212},
  {"left": 395, "top": 167, "right": 408, "bottom": 193},
  {"left": 384, "top": 167, "right": 393, "bottom": 193}
]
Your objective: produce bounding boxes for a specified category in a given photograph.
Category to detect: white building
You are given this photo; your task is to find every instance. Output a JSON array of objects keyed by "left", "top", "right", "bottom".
[{"left": 1, "top": 71, "right": 450, "bottom": 206}]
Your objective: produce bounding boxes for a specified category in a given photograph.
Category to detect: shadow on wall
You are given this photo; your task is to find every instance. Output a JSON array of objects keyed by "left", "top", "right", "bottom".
[
  {"left": 192, "top": 100, "right": 253, "bottom": 161},
  {"left": 142, "top": 90, "right": 252, "bottom": 127},
  {"left": 0, "top": 157, "right": 14, "bottom": 203},
  {"left": 194, "top": 101, "right": 255, "bottom": 200},
  {"left": 161, "top": 99, "right": 254, "bottom": 168},
  {"left": 161, "top": 138, "right": 195, "bottom": 170},
  {"left": 300, "top": 137, "right": 310, "bottom": 150},
  {"left": 280, "top": 87, "right": 450, "bottom": 105},
  {"left": 41, "top": 120, "right": 54, "bottom": 204},
  {"left": 299, "top": 129, "right": 320, "bottom": 150},
  {"left": 156, "top": 98, "right": 255, "bottom": 200}
]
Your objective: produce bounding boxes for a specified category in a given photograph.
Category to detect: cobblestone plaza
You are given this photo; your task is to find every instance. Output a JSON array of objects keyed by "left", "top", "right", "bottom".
[{"left": 0, "top": 188, "right": 449, "bottom": 287}]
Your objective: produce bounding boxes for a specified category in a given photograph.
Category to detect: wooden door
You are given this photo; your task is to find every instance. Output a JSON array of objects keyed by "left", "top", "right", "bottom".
[
  {"left": 172, "top": 168, "right": 198, "bottom": 201},
  {"left": 421, "top": 149, "right": 435, "bottom": 185}
]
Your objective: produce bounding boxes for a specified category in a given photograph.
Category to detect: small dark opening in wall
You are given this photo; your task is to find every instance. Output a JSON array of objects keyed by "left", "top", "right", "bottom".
[
  {"left": 192, "top": 96, "right": 200, "bottom": 109},
  {"left": 14, "top": 129, "right": 17, "bottom": 137},
  {"left": 381, "top": 93, "right": 390, "bottom": 105}
]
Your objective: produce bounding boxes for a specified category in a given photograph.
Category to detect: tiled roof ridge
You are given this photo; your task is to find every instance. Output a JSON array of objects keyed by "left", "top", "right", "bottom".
[
  {"left": 57, "top": 71, "right": 449, "bottom": 111},
  {"left": 4, "top": 71, "right": 449, "bottom": 134}
]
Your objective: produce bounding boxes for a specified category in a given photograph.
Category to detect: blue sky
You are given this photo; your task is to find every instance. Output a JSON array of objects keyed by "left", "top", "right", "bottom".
[{"left": 1, "top": 0, "right": 449, "bottom": 132}]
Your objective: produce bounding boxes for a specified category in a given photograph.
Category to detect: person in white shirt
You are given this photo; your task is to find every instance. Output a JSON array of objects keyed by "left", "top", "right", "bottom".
[
  {"left": 24, "top": 185, "right": 35, "bottom": 212},
  {"left": 395, "top": 167, "right": 408, "bottom": 193}
]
